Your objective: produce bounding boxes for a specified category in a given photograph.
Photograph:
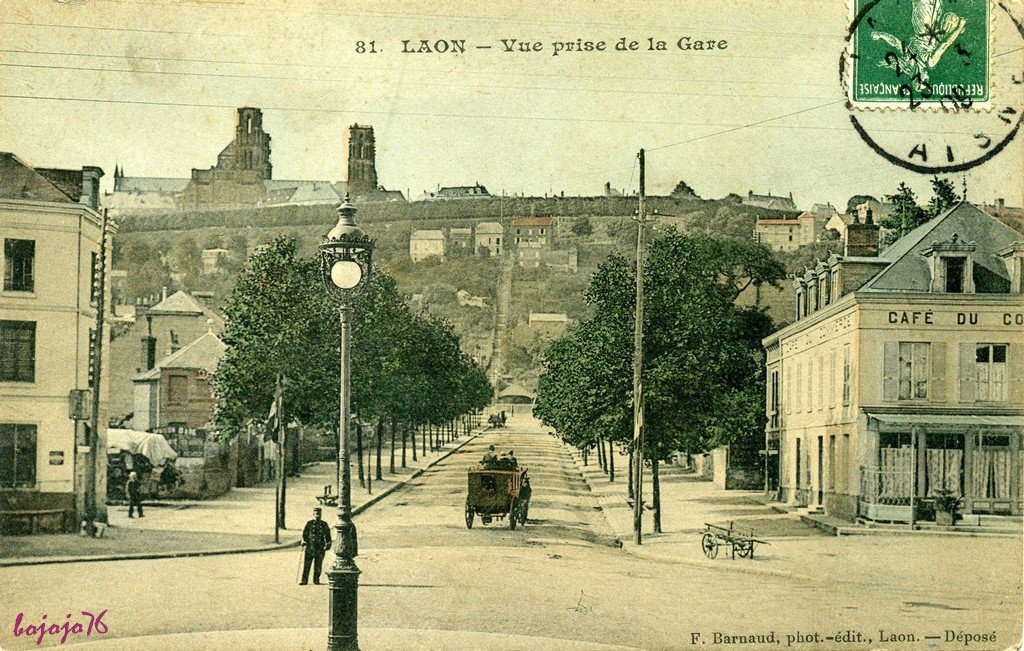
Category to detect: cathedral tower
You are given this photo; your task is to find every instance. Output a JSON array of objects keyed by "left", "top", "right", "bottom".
[
  {"left": 346, "top": 124, "right": 378, "bottom": 196},
  {"left": 232, "top": 107, "right": 272, "bottom": 180}
]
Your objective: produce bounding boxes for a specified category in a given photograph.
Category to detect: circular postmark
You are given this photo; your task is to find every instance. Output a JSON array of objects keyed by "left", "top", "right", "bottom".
[{"left": 839, "top": 0, "right": 1024, "bottom": 174}]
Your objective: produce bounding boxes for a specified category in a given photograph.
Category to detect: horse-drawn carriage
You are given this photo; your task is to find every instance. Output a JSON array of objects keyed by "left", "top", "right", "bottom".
[{"left": 465, "top": 468, "right": 530, "bottom": 530}]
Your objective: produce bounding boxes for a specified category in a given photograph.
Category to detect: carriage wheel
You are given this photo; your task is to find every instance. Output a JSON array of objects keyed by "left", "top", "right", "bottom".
[
  {"left": 736, "top": 542, "right": 752, "bottom": 558},
  {"left": 465, "top": 503, "right": 474, "bottom": 529},
  {"left": 701, "top": 532, "right": 718, "bottom": 559},
  {"left": 508, "top": 499, "right": 518, "bottom": 530}
]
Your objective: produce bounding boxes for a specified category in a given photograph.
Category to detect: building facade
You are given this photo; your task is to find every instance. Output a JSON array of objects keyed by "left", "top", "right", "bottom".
[
  {"left": 0, "top": 153, "right": 114, "bottom": 532},
  {"left": 409, "top": 230, "right": 446, "bottom": 262},
  {"left": 763, "top": 203, "right": 1023, "bottom": 522},
  {"left": 755, "top": 212, "right": 821, "bottom": 252},
  {"left": 475, "top": 221, "right": 503, "bottom": 257}
]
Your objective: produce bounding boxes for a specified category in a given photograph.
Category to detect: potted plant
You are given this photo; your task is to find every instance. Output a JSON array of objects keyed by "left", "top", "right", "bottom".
[{"left": 934, "top": 489, "right": 963, "bottom": 526}]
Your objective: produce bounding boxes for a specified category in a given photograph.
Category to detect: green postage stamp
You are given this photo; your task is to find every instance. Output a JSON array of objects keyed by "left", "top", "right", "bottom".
[{"left": 850, "top": 0, "right": 991, "bottom": 107}]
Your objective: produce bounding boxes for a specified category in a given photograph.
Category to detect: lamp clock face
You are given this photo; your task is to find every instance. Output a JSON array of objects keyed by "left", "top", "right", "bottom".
[{"left": 330, "top": 260, "right": 363, "bottom": 290}]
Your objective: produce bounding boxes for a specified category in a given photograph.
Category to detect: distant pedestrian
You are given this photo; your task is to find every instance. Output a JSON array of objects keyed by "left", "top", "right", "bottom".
[
  {"left": 262, "top": 437, "right": 278, "bottom": 482},
  {"left": 300, "top": 507, "right": 332, "bottom": 585},
  {"left": 126, "top": 471, "right": 144, "bottom": 518},
  {"left": 500, "top": 411, "right": 507, "bottom": 426}
]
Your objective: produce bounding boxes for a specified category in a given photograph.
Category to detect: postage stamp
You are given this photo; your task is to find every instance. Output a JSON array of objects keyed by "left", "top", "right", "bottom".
[{"left": 848, "top": 0, "right": 991, "bottom": 108}]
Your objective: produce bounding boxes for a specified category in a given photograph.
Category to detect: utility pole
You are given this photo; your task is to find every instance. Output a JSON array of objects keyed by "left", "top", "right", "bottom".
[
  {"left": 632, "top": 149, "right": 646, "bottom": 546},
  {"left": 85, "top": 209, "right": 109, "bottom": 535},
  {"left": 277, "top": 373, "right": 287, "bottom": 530}
]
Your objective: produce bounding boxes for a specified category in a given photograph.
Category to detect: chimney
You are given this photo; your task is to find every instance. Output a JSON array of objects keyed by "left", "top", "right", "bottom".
[
  {"left": 161, "top": 286, "right": 168, "bottom": 301},
  {"left": 845, "top": 219, "right": 880, "bottom": 257},
  {"left": 141, "top": 314, "right": 156, "bottom": 371},
  {"left": 80, "top": 166, "right": 104, "bottom": 211},
  {"left": 865, "top": 207, "right": 874, "bottom": 225}
]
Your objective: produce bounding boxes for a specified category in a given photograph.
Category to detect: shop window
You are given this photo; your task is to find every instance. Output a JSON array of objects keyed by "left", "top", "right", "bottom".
[
  {"left": 975, "top": 344, "right": 1007, "bottom": 402},
  {"left": 3, "top": 239, "right": 35, "bottom": 292},
  {"left": 0, "top": 320, "right": 35, "bottom": 382},
  {"left": 979, "top": 433, "right": 1011, "bottom": 448},
  {"left": 0, "top": 423, "right": 37, "bottom": 488},
  {"left": 898, "top": 342, "right": 929, "bottom": 400}
]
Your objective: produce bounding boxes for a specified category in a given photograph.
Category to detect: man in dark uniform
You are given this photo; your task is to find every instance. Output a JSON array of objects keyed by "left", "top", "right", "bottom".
[
  {"left": 300, "top": 507, "right": 332, "bottom": 585},
  {"left": 126, "top": 471, "right": 144, "bottom": 518}
]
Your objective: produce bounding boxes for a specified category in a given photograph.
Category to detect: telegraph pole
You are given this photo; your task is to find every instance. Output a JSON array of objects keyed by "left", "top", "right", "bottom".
[
  {"left": 632, "top": 150, "right": 646, "bottom": 546},
  {"left": 85, "top": 208, "right": 109, "bottom": 535}
]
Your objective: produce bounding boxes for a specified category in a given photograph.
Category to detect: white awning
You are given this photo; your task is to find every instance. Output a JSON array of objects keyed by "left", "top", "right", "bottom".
[{"left": 107, "top": 428, "right": 178, "bottom": 465}]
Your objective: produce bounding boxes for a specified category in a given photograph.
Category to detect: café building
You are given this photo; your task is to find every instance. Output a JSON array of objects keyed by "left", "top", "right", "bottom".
[{"left": 763, "top": 202, "right": 1023, "bottom": 522}]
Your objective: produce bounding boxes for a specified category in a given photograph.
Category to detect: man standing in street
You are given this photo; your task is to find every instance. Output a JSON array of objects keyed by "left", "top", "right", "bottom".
[
  {"left": 126, "top": 471, "right": 143, "bottom": 518},
  {"left": 300, "top": 507, "right": 332, "bottom": 585}
]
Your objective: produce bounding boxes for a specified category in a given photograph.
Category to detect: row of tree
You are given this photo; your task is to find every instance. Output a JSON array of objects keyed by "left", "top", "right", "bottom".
[
  {"left": 534, "top": 231, "right": 784, "bottom": 531},
  {"left": 212, "top": 237, "right": 492, "bottom": 477}
]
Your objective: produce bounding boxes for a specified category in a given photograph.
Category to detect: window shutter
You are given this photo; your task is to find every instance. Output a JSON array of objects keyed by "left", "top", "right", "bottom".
[
  {"left": 1008, "top": 344, "right": 1024, "bottom": 404},
  {"left": 929, "top": 342, "right": 946, "bottom": 403},
  {"left": 882, "top": 341, "right": 898, "bottom": 401},
  {"left": 959, "top": 342, "right": 976, "bottom": 403}
]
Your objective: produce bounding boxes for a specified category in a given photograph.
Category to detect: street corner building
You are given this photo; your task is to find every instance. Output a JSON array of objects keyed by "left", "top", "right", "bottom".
[
  {"left": 763, "top": 202, "right": 1023, "bottom": 523},
  {"left": 0, "top": 153, "right": 115, "bottom": 533}
]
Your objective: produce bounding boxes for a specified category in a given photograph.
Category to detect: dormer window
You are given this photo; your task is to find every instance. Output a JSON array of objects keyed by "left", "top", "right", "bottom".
[
  {"left": 923, "top": 234, "right": 976, "bottom": 294},
  {"left": 998, "top": 242, "right": 1024, "bottom": 293},
  {"left": 944, "top": 256, "right": 965, "bottom": 292}
]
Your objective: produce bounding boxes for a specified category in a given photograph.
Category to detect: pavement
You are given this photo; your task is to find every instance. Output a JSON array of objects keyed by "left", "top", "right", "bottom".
[
  {"left": 568, "top": 436, "right": 1024, "bottom": 592},
  {"left": 2, "top": 415, "right": 1021, "bottom": 650},
  {"left": 60, "top": 627, "right": 641, "bottom": 650},
  {"left": 0, "top": 430, "right": 479, "bottom": 567}
]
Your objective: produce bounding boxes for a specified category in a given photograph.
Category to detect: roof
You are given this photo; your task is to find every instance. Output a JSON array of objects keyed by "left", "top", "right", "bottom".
[
  {"left": 744, "top": 191, "right": 796, "bottom": 211},
  {"left": 134, "top": 331, "right": 226, "bottom": 381},
  {"left": 266, "top": 180, "right": 343, "bottom": 205},
  {"left": 449, "top": 227, "right": 472, "bottom": 236},
  {"left": 811, "top": 203, "right": 837, "bottom": 215},
  {"left": 411, "top": 229, "right": 445, "bottom": 240},
  {"left": 513, "top": 216, "right": 553, "bottom": 227},
  {"left": 498, "top": 382, "right": 535, "bottom": 399},
  {"left": 115, "top": 177, "right": 191, "bottom": 194},
  {"left": 861, "top": 202, "right": 1021, "bottom": 293},
  {"left": 147, "top": 290, "right": 207, "bottom": 315},
  {"left": 529, "top": 312, "right": 568, "bottom": 323},
  {"left": 476, "top": 221, "right": 503, "bottom": 233},
  {"left": 0, "top": 152, "right": 82, "bottom": 203}
]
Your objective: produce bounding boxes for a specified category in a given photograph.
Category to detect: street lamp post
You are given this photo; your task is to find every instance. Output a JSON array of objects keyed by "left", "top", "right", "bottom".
[{"left": 320, "top": 196, "right": 373, "bottom": 651}]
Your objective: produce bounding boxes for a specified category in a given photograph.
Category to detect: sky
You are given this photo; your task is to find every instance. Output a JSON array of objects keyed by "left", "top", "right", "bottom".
[{"left": 0, "top": 0, "right": 1020, "bottom": 209}]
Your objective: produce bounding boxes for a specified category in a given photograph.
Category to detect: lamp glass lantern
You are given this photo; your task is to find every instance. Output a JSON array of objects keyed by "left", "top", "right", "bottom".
[{"left": 320, "top": 198, "right": 374, "bottom": 303}]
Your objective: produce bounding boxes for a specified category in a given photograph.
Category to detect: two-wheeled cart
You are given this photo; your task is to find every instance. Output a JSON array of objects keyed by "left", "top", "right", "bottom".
[{"left": 700, "top": 522, "right": 767, "bottom": 560}]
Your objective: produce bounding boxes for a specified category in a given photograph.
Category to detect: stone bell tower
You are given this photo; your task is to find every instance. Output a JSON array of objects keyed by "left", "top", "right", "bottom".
[{"left": 346, "top": 124, "right": 378, "bottom": 197}]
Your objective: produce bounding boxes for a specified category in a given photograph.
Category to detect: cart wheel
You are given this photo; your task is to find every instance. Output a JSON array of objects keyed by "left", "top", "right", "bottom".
[
  {"left": 509, "top": 499, "right": 518, "bottom": 530},
  {"left": 701, "top": 532, "right": 718, "bottom": 559},
  {"left": 737, "top": 542, "right": 752, "bottom": 558},
  {"left": 465, "top": 503, "right": 474, "bottom": 529}
]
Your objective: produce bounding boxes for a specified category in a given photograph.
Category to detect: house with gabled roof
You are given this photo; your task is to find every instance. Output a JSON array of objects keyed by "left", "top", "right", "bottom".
[
  {"left": 132, "top": 331, "right": 226, "bottom": 431},
  {"left": 763, "top": 202, "right": 1023, "bottom": 524}
]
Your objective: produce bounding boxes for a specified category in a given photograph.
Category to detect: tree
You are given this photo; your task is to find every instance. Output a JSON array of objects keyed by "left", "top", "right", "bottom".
[
  {"left": 571, "top": 217, "right": 594, "bottom": 237},
  {"left": 536, "top": 232, "right": 784, "bottom": 530},
  {"left": 670, "top": 180, "right": 700, "bottom": 199},
  {"left": 213, "top": 237, "right": 338, "bottom": 439},
  {"left": 927, "top": 175, "right": 960, "bottom": 216},
  {"left": 881, "top": 183, "right": 928, "bottom": 237}
]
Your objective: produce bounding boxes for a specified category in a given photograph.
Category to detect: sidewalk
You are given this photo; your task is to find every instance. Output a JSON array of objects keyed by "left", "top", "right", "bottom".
[
  {"left": 570, "top": 444, "right": 1022, "bottom": 598},
  {"left": 0, "top": 432, "right": 478, "bottom": 567},
  {"left": 61, "top": 627, "right": 641, "bottom": 650}
]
